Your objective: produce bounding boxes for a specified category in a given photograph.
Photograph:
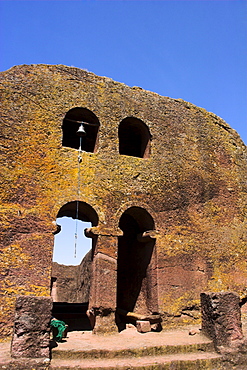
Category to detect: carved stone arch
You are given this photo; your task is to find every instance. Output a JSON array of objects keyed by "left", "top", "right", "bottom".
[
  {"left": 62, "top": 107, "right": 100, "bottom": 153},
  {"left": 119, "top": 206, "right": 155, "bottom": 233},
  {"left": 56, "top": 201, "right": 99, "bottom": 226},
  {"left": 113, "top": 201, "right": 157, "bottom": 232},
  {"left": 54, "top": 200, "right": 99, "bottom": 260},
  {"left": 118, "top": 117, "right": 151, "bottom": 158},
  {"left": 52, "top": 199, "right": 104, "bottom": 227},
  {"left": 51, "top": 201, "right": 99, "bottom": 331}
]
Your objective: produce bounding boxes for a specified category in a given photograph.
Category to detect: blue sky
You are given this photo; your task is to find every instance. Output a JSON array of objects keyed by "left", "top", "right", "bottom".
[
  {"left": 53, "top": 218, "right": 91, "bottom": 265},
  {"left": 1, "top": 0, "right": 246, "bottom": 264},
  {"left": 0, "top": 1, "right": 246, "bottom": 143}
]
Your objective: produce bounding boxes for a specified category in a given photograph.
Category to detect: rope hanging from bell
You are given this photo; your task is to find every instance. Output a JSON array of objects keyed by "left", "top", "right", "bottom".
[
  {"left": 74, "top": 123, "right": 86, "bottom": 258},
  {"left": 74, "top": 199, "right": 79, "bottom": 259}
]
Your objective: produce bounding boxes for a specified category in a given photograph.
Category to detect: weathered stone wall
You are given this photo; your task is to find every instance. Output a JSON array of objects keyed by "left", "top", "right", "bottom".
[{"left": 0, "top": 64, "right": 246, "bottom": 337}]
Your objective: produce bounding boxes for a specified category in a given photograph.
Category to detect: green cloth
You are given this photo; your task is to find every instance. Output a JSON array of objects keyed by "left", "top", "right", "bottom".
[{"left": 50, "top": 319, "right": 66, "bottom": 342}]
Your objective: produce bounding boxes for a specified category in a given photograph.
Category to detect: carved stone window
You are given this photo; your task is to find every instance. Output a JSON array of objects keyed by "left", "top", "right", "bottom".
[
  {"left": 62, "top": 107, "right": 100, "bottom": 153},
  {"left": 118, "top": 117, "right": 151, "bottom": 158}
]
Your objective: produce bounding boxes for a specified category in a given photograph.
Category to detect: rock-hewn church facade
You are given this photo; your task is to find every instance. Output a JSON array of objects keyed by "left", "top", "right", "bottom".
[{"left": 0, "top": 64, "right": 246, "bottom": 338}]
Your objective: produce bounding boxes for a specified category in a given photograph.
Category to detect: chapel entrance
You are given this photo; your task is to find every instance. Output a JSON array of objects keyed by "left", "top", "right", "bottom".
[
  {"left": 51, "top": 201, "right": 98, "bottom": 331},
  {"left": 117, "top": 207, "right": 157, "bottom": 330}
]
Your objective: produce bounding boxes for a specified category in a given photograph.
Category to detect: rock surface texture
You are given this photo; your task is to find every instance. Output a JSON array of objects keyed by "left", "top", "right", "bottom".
[
  {"left": 0, "top": 64, "right": 247, "bottom": 338},
  {"left": 11, "top": 295, "right": 52, "bottom": 358},
  {"left": 51, "top": 250, "right": 92, "bottom": 303},
  {"left": 201, "top": 292, "right": 244, "bottom": 353}
]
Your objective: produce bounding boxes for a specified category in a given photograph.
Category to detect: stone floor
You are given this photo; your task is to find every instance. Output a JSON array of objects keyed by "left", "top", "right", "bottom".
[
  {"left": 51, "top": 325, "right": 224, "bottom": 369},
  {"left": 1, "top": 321, "right": 247, "bottom": 369},
  {"left": 52, "top": 325, "right": 211, "bottom": 352}
]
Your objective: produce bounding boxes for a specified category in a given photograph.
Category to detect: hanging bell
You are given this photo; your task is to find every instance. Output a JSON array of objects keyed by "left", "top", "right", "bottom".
[{"left": 76, "top": 123, "right": 86, "bottom": 136}]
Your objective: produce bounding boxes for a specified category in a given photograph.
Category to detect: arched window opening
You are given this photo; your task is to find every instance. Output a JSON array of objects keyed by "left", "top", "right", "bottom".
[
  {"left": 117, "top": 207, "right": 157, "bottom": 331},
  {"left": 118, "top": 117, "right": 151, "bottom": 158},
  {"left": 51, "top": 201, "right": 98, "bottom": 332},
  {"left": 62, "top": 107, "right": 100, "bottom": 153}
]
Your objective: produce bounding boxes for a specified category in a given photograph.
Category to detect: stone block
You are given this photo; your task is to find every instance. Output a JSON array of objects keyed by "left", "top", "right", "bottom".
[
  {"left": 201, "top": 292, "right": 243, "bottom": 352},
  {"left": 93, "top": 310, "right": 118, "bottom": 335},
  {"left": 90, "top": 252, "right": 117, "bottom": 309},
  {"left": 136, "top": 320, "right": 151, "bottom": 333},
  {"left": 11, "top": 295, "right": 53, "bottom": 358}
]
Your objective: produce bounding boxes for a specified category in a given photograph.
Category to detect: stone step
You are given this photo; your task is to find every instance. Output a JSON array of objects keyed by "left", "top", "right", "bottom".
[
  {"left": 51, "top": 341, "right": 215, "bottom": 360},
  {"left": 50, "top": 351, "right": 223, "bottom": 370}
]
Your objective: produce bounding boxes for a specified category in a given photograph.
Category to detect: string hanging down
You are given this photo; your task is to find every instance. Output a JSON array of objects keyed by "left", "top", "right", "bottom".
[
  {"left": 77, "top": 123, "right": 86, "bottom": 162},
  {"left": 74, "top": 123, "right": 86, "bottom": 258},
  {"left": 74, "top": 199, "right": 79, "bottom": 259}
]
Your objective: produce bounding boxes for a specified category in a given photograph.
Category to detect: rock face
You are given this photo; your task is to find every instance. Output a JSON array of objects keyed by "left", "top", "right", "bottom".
[
  {"left": 0, "top": 64, "right": 247, "bottom": 337},
  {"left": 201, "top": 292, "right": 244, "bottom": 352},
  {"left": 51, "top": 250, "right": 92, "bottom": 303},
  {"left": 11, "top": 296, "right": 52, "bottom": 358}
]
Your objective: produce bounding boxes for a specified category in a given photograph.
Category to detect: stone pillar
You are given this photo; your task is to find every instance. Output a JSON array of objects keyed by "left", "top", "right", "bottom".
[
  {"left": 86, "top": 229, "right": 121, "bottom": 334},
  {"left": 137, "top": 231, "right": 158, "bottom": 315},
  {"left": 11, "top": 296, "right": 52, "bottom": 358},
  {"left": 201, "top": 292, "right": 244, "bottom": 352},
  {"left": 90, "top": 251, "right": 118, "bottom": 334}
]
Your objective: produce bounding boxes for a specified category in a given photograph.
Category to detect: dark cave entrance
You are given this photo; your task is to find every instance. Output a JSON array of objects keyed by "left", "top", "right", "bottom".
[
  {"left": 51, "top": 201, "right": 98, "bottom": 331},
  {"left": 116, "top": 207, "right": 157, "bottom": 330}
]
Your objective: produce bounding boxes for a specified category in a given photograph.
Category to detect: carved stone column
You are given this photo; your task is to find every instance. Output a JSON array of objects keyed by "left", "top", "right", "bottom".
[{"left": 85, "top": 227, "right": 122, "bottom": 334}]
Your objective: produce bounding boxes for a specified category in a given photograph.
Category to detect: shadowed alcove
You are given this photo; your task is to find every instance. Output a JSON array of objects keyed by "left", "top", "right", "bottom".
[
  {"left": 62, "top": 107, "right": 100, "bottom": 153},
  {"left": 118, "top": 117, "right": 151, "bottom": 158},
  {"left": 117, "top": 207, "right": 156, "bottom": 330}
]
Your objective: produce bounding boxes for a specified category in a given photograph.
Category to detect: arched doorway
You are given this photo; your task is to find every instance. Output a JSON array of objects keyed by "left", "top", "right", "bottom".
[
  {"left": 117, "top": 207, "right": 157, "bottom": 329},
  {"left": 51, "top": 201, "right": 98, "bottom": 331}
]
